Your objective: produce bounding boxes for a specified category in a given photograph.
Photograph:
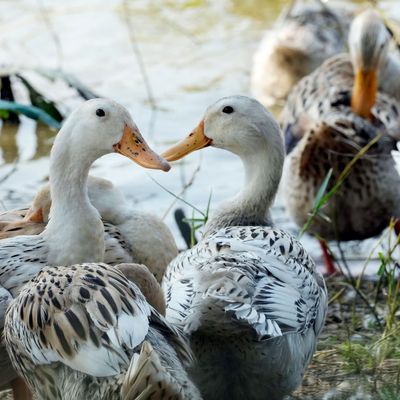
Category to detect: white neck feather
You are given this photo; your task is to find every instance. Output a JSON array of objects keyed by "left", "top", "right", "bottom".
[
  {"left": 204, "top": 142, "right": 283, "bottom": 235},
  {"left": 44, "top": 131, "right": 105, "bottom": 265}
]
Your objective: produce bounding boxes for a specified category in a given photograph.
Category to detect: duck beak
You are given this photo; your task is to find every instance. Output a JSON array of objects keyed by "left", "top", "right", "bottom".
[
  {"left": 114, "top": 125, "right": 170, "bottom": 172},
  {"left": 351, "top": 68, "right": 377, "bottom": 119},
  {"left": 162, "top": 120, "right": 211, "bottom": 162},
  {"left": 24, "top": 207, "right": 44, "bottom": 223}
]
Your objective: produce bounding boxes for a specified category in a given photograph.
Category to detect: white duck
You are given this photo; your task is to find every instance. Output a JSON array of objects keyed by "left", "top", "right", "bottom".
[
  {"left": 0, "top": 98, "right": 169, "bottom": 397},
  {"left": 4, "top": 262, "right": 202, "bottom": 399},
  {"left": 161, "top": 96, "right": 327, "bottom": 400},
  {"left": 0, "top": 175, "right": 178, "bottom": 282}
]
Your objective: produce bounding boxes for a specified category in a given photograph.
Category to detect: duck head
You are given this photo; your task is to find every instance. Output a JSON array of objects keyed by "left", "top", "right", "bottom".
[
  {"left": 58, "top": 98, "right": 170, "bottom": 172},
  {"left": 162, "top": 96, "right": 284, "bottom": 231},
  {"left": 349, "top": 10, "right": 391, "bottom": 118},
  {"left": 162, "top": 95, "right": 283, "bottom": 162},
  {"left": 27, "top": 99, "right": 170, "bottom": 223}
]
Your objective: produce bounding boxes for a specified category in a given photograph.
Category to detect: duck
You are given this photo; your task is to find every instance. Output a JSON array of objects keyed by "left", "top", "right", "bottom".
[
  {"left": 161, "top": 96, "right": 328, "bottom": 400},
  {"left": 0, "top": 217, "right": 44, "bottom": 240},
  {"left": 4, "top": 262, "right": 202, "bottom": 399},
  {"left": 0, "top": 208, "right": 29, "bottom": 224},
  {"left": 280, "top": 9, "right": 400, "bottom": 274},
  {"left": 251, "top": 0, "right": 352, "bottom": 107},
  {"left": 0, "top": 175, "right": 178, "bottom": 282},
  {"left": 0, "top": 98, "right": 170, "bottom": 398}
]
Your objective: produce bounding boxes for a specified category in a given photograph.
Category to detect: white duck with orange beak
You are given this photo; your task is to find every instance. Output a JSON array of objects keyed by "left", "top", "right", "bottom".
[
  {"left": 161, "top": 96, "right": 327, "bottom": 400},
  {"left": 0, "top": 175, "right": 178, "bottom": 283},
  {"left": 0, "top": 98, "right": 170, "bottom": 397}
]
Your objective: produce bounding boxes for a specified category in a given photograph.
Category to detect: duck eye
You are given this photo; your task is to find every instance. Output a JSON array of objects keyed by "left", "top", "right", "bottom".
[
  {"left": 96, "top": 108, "right": 106, "bottom": 117},
  {"left": 222, "top": 106, "right": 234, "bottom": 114}
]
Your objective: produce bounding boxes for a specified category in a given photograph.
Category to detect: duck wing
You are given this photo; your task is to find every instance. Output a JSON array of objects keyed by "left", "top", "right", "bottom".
[
  {"left": 164, "top": 227, "right": 327, "bottom": 341},
  {"left": 0, "top": 235, "right": 48, "bottom": 295},
  {"left": 4, "top": 263, "right": 150, "bottom": 378}
]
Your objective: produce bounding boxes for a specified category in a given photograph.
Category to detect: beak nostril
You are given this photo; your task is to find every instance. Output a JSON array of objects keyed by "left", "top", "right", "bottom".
[{"left": 114, "top": 124, "right": 169, "bottom": 171}]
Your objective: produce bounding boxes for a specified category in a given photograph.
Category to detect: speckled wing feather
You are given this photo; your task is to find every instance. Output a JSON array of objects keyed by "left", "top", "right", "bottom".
[
  {"left": 0, "top": 235, "right": 49, "bottom": 295},
  {"left": 163, "top": 226, "right": 327, "bottom": 340},
  {"left": 0, "top": 286, "right": 13, "bottom": 329},
  {"left": 148, "top": 310, "right": 193, "bottom": 367},
  {"left": 0, "top": 219, "right": 134, "bottom": 265},
  {"left": 4, "top": 263, "right": 150, "bottom": 378},
  {"left": 104, "top": 222, "right": 135, "bottom": 265}
]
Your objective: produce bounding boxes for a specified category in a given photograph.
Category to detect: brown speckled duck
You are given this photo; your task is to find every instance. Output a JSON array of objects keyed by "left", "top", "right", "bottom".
[
  {"left": 280, "top": 9, "right": 400, "bottom": 273},
  {"left": 4, "top": 262, "right": 201, "bottom": 400},
  {"left": 251, "top": 1, "right": 353, "bottom": 107}
]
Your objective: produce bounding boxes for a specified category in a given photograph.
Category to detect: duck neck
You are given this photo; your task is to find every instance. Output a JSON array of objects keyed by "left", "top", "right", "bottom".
[
  {"left": 44, "top": 136, "right": 105, "bottom": 265},
  {"left": 204, "top": 145, "right": 283, "bottom": 235}
]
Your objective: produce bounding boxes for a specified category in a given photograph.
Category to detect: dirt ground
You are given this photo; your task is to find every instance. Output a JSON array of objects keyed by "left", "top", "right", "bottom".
[{"left": 289, "top": 276, "right": 400, "bottom": 400}]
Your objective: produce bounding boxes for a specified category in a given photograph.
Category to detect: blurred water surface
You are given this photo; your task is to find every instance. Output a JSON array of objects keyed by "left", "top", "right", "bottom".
[{"left": 0, "top": 0, "right": 399, "bottom": 269}]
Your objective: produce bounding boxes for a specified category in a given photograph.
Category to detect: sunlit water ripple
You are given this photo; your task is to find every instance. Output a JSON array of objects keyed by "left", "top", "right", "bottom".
[{"left": 0, "top": 0, "right": 399, "bottom": 273}]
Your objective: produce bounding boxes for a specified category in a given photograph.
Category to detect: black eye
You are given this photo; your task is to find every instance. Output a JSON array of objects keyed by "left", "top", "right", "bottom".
[
  {"left": 96, "top": 108, "right": 105, "bottom": 117},
  {"left": 222, "top": 106, "right": 234, "bottom": 114}
]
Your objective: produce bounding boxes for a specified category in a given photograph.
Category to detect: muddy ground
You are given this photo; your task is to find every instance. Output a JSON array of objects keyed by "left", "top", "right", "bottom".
[{"left": 289, "top": 276, "right": 400, "bottom": 400}]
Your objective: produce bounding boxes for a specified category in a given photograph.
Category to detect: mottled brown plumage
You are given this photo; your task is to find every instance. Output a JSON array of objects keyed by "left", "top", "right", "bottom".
[
  {"left": 0, "top": 217, "right": 45, "bottom": 240},
  {"left": 4, "top": 263, "right": 201, "bottom": 400},
  {"left": 280, "top": 10, "right": 400, "bottom": 242},
  {"left": 251, "top": 2, "right": 353, "bottom": 106}
]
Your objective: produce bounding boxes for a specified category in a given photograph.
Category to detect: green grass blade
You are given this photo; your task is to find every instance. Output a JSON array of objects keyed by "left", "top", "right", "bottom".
[
  {"left": 147, "top": 174, "right": 206, "bottom": 217},
  {"left": 314, "top": 168, "right": 333, "bottom": 210}
]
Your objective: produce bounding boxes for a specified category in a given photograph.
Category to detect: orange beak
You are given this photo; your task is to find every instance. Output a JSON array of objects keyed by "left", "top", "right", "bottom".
[
  {"left": 114, "top": 125, "right": 170, "bottom": 172},
  {"left": 24, "top": 207, "right": 44, "bottom": 223},
  {"left": 161, "top": 120, "right": 211, "bottom": 162},
  {"left": 351, "top": 68, "right": 377, "bottom": 119}
]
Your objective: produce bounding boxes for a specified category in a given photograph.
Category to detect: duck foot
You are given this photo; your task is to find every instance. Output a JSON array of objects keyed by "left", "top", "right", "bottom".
[
  {"left": 11, "top": 377, "right": 32, "bottom": 400},
  {"left": 319, "top": 240, "right": 337, "bottom": 275}
]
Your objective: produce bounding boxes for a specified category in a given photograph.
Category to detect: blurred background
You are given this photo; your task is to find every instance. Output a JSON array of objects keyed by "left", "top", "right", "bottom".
[{"left": 0, "top": 0, "right": 399, "bottom": 266}]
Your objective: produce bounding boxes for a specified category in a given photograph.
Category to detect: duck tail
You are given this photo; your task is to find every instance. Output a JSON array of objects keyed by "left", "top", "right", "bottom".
[{"left": 121, "top": 340, "right": 182, "bottom": 400}]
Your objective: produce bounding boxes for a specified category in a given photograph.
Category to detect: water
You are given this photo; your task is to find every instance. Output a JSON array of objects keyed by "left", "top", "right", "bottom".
[{"left": 0, "top": 0, "right": 399, "bottom": 271}]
